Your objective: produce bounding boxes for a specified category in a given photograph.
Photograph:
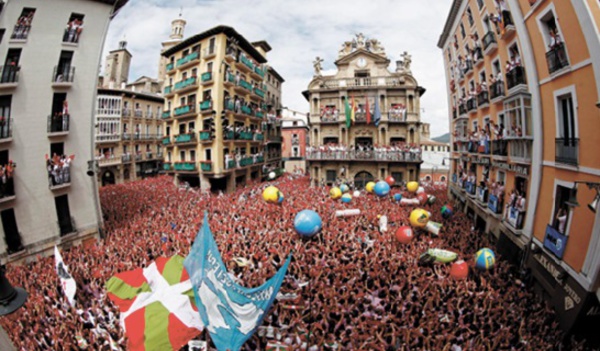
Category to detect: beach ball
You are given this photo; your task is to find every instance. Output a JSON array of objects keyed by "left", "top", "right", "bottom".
[
  {"left": 441, "top": 205, "right": 453, "bottom": 219},
  {"left": 475, "top": 248, "right": 496, "bottom": 270},
  {"left": 263, "top": 186, "right": 281, "bottom": 203},
  {"left": 341, "top": 194, "right": 352, "bottom": 203},
  {"left": 427, "top": 195, "right": 437, "bottom": 205},
  {"left": 353, "top": 190, "right": 360, "bottom": 197},
  {"left": 294, "top": 210, "right": 322, "bottom": 238},
  {"left": 340, "top": 184, "right": 350, "bottom": 193},
  {"left": 409, "top": 208, "right": 430, "bottom": 228},
  {"left": 269, "top": 171, "right": 276, "bottom": 180},
  {"left": 416, "top": 186, "right": 425, "bottom": 194},
  {"left": 373, "top": 181, "right": 391, "bottom": 197},
  {"left": 385, "top": 176, "right": 395, "bottom": 186},
  {"left": 450, "top": 260, "right": 469, "bottom": 280},
  {"left": 330, "top": 187, "right": 342, "bottom": 200},
  {"left": 407, "top": 181, "right": 419, "bottom": 193},
  {"left": 417, "top": 193, "right": 428, "bottom": 204},
  {"left": 394, "top": 226, "right": 414, "bottom": 244},
  {"left": 366, "top": 181, "right": 376, "bottom": 193},
  {"left": 393, "top": 193, "right": 403, "bottom": 202}
]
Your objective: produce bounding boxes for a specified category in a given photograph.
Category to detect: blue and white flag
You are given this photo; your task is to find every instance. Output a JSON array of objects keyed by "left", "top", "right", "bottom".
[
  {"left": 374, "top": 95, "right": 381, "bottom": 127},
  {"left": 184, "top": 212, "right": 291, "bottom": 351}
]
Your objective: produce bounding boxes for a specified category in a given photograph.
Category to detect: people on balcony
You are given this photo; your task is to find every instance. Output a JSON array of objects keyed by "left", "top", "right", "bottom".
[
  {"left": 0, "top": 116, "right": 9, "bottom": 138},
  {"left": 13, "top": 12, "right": 33, "bottom": 39},
  {"left": 555, "top": 206, "right": 568, "bottom": 234},
  {"left": 0, "top": 160, "right": 15, "bottom": 199},
  {"left": 47, "top": 154, "right": 72, "bottom": 187},
  {"left": 306, "top": 141, "right": 421, "bottom": 161},
  {"left": 64, "top": 18, "right": 84, "bottom": 43}
]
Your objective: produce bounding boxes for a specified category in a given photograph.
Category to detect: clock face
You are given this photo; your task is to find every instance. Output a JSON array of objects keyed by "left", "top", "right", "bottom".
[{"left": 357, "top": 58, "right": 367, "bottom": 68}]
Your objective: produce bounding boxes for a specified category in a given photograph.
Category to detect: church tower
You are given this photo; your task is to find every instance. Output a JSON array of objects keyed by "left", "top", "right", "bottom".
[
  {"left": 103, "top": 39, "right": 132, "bottom": 88},
  {"left": 157, "top": 15, "right": 186, "bottom": 88}
]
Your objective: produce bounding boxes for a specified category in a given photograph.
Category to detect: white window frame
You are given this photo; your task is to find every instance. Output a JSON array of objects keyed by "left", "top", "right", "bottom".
[
  {"left": 552, "top": 85, "right": 579, "bottom": 139},
  {"left": 548, "top": 179, "right": 576, "bottom": 237},
  {"left": 535, "top": 3, "right": 569, "bottom": 60},
  {"left": 497, "top": 170, "right": 506, "bottom": 184}
]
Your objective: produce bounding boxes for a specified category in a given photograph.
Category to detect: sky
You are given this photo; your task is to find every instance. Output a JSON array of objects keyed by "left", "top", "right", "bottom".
[{"left": 103, "top": 0, "right": 453, "bottom": 138}]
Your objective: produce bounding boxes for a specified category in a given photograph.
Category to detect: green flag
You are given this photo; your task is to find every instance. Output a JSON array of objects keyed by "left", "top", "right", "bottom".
[{"left": 345, "top": 97, "right": 351, "bottom": 128}]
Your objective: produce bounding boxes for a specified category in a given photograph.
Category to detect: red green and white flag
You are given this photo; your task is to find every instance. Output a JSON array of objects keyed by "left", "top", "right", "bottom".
[
  {"left": 106, "top": 255, "right": 203, "bottom": 351},
  {"left": 266, "top": 341, "right": 289, "bottom": 351}
]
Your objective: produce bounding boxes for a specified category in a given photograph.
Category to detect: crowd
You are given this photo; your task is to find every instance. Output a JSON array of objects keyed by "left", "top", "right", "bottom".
[
  {"left": 0, "top": 175, "right": 593, "bottom": 350},
  {"left": 306, "top": 142, "right": 422, "bottom": 161}
]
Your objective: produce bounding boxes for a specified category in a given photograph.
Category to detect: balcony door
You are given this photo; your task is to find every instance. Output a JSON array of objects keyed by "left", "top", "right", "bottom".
[
  {"left": 1, "top": 208, "right": 22, "bottom": 253},
  {"left": 2, "top": 48, "right": 21, "bottom": 83},
  {"left": 56, "top": 50, "right": 73, "bottom": 81},
  {"left": 54, "top": 195, "right": 73, "bottom": 236}
]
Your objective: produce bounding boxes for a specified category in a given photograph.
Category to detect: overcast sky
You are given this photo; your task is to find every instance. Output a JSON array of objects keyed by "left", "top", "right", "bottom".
[{"left": 103, "top": 0, "right": 453, "bottom": 137}]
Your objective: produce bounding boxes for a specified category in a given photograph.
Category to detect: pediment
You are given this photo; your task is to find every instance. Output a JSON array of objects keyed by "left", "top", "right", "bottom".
[{"left": 335, "top": 49, "right": 390, "bottom": 66}]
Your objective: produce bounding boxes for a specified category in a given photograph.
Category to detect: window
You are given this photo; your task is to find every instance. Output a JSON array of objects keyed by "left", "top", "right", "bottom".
[
  {"left": 392, "top": 172, "right": 404, "bottom": 184},
  {"left": 0, "top": 29, "right": 5, "bottom": 44},
  {"left": 64, "top": 13, "right": 84, "bottom": 43},
  {"left": 555, "top": 90, "right": 578, "bottom": 165},
  {"left": 326, "top": 170, "right": 336, "bottom": 182},
  {"left": 179, "top": 151, "right": 185, "bottom": 161},
  {"left": 477, "top": 0, "right": 484, "bottom": 10},
  {"left": 207, "top": 62, "right": 213, "bottom": 72},
  {"left": 552, "top": 185, "right": 574, "bottom": 235},
  {"left": 205, "top": 149, "right": 211, "bottom": 161},
  {"left": 557, "top": 93, "right": 576, "bottom": 140},
  {"left": 472, "top": 120, "right": 478, "bottom": 132},
  {"left": 466, "top": 8, "right": 474, "bottom": 27},
  {"left": 0, "top": 95, "right": 12, "bottom": 139},
  {"left": 538, "top": 9, "right": 569, "bottom": 73},
  {"left": 55, "top": 195, "right": 73, "bottom": 235},
  {"left": 460, "top": 23, "right": 466, "bottom": 38},
  {"left": 504, "top": 96, "right": 532, "bottom": 137},
  {"left": 1, "top": 208, "right": 22, "bottom": 253},
  {"left": 2, "top": 48, "right": 21, "bottom": 83},
  {"left": 190, "top": 150, "right": 196, "bottom": 162},
  {"left": 497, "top": 170, "right": 506, "bottom": 185},
  {"left": 11, "top": 8, "right": 35, "bottom": 40}
]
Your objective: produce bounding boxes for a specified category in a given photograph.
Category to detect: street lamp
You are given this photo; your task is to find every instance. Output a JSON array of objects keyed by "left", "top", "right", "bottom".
[
  {"left": 566, "top": 181, "right": 600, "bottom": 213},
  {"left": 0, "top": 267, "right": 28, "bottom": 351}
]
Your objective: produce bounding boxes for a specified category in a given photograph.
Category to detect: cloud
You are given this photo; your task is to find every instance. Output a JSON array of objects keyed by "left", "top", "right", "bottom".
[{"left": 104, "top": 0, "right": 453, "bottom": 137}]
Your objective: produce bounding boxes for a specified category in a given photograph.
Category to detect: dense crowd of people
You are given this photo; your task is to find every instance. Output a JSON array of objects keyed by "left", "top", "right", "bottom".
[
  {"left": 1, "top": 175, "right": 593, "bottom": 350},
  {"left": 306, "top": 143, "right": 422, "bottom": 161}
]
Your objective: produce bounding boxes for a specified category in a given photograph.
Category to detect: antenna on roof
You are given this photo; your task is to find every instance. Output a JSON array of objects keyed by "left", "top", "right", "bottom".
[{"left": 179, "top": 7, "right": 183, "bottom": 17}]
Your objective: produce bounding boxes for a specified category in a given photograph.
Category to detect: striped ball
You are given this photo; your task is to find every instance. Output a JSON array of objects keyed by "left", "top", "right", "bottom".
[{"left": 475, "top": 248, "right": 496, "bottom": 270}]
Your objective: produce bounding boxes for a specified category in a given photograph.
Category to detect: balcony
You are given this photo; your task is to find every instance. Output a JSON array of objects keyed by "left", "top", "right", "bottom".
[
  {"left": 474, "top": 48, "right": 484, "bottom": 67},
  {"left": 174, "top": 104, "right": 196, "bottom": 118},
  {"left": 306, "top": 150, "right": 422, "bottom": 163},
  {"left": 506, "top": 66, "right": 527, "bottom": 93},
  {"left": 122, "top": 108, "right": 132, "bottom": 118},
  {"left": 238, "top": 54, "right": 255, "bottom": 72},
  {"left": 489, "top": 81, "right": 505, "bottom": 102},
  {"left": 122, "top": 133, "right": 131, "bottom": 140},
  {"left": 253, "top": 87, "right": 265, "bottom": 99},
  {"left": 508, "top": 139, "right": 532, "bottom": 163},
  {"left": 451, "top": 108, "right": 457, "bottom": 120},
  {"left": 482, "top": 31, "right": 497, "bottom": 56},
  {"left": 0, "top": 168, "right": 15, "bottom": 203},
  {"left": 133, "top": 109, "right": 144, "bottom": 119},
  {"left": 254, "top": 133, "right": 264, "bottom": 141},
  {"left": 476, "top": 186, "right": 488, "bottom": 205},
  {"left": 166, "top": 62, "right": 174, "bottom": 72},
  {"left": 200, "top": 161, "right": 212, "bottom": 172},
  {"left": 255, "top": 111, "right": 264, "bottom": 119},
  {"left": 10, "top": 24, "right": 30, "bottom": 42},
  {"left": 173, "top": 162, "right": 196, "bottom": 171},
  {"left": 47, "top": 114, "right": 70, "bottom": 136},
  {"left": 199, "top": 131, "right": 212, "bottom": 142},
  {"left": 201, "top": 72, "right": 213, "bottom": 85},
  {"left": 122, "top": 154, "right": 132, "bottom": 163},
  {"left": 174, "top": 77, "right": 198, "bottom": 93},
  {"left": 163, "top": 163, "right": 171, "bottom": 171},
  {"left": 546, "top": 43, "right": 569, "bottom": 75},
  {"left": 199, "top": 100, "right": 212, "bottom": 113},
  {"left": 52, "top": 66, "right": 75, "bottom": 88},
  {"left": 176, "top": 51, "right": 200, "bottom": 69},
  {"left": 157, "top": 152, "right": 164, "bottom": 159},
  {"left": 48, "top": 163, "right": 71, "bottom": 190},
  {"left": 174, "top": 133, "right": 196, "bottom": 144},
  {"left": 466, "top": 97, "right": 477, "bottom": 112},
  {"left": 465, "top": 181, "right": 476, "bottom": 196},
  {"left": 266, "top": 134, "right": 282, "bottom": 143},
  {"left": 500, "top": 13, "right": 516, "bottom": 39},
  {"left": 254, "top": 66, "right": 265, "bottom": 78},
  {"left": 203, "top": 46, "right": 217, "bottom": 59},
  {"left": 477, "top": 91, "right": 489, "bottom": 109},
  {"left": 487, "top": 194, "right": 503, "bottom": 215},
  {"left": 491, "top": 140, "right": 508, "bottom": 157},
  {"left": 0, "top": 65, "right": 20, "bottom": 89},
  {"left": 458, "top": 103, "right": 467, "bottom": 117},
  {"left": 241, "top": 105, "right": 253, "bottom": 116},
  {"left": 0, "top": 117, "right": 12, "bottom": 143},
  {"left": 162, "top": 110, "right": 172, "bottom": 120},
  {"left": 98, "top": 155, "right": 120, "bottom": 167},
  {"left": 163, "top": 85, "right": 173, "bottom": 96},
  {"left": 555, "top": 138, "right": 578, "bottom": 166},
  {"left": 238, "top": 79, "right": 253, "bottom": 93},
  {"left": 146, "top": 152, "right": 153, "bottom": 160},
  {"left": 162, "top": 136, "right": 171, "bottom": 145},
  {"left": 462, "top": 60, "right": 474, "bottom": 76},
  {"left": 135, "top": 154, "right": 142, "bottom": 162},
  {"left": 506, "top": 206, "right": 525, "bottom": 232}
]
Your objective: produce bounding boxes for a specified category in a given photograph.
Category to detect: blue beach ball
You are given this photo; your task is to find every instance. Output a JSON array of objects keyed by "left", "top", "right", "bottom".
[
  {"left": 294, "top": 210, "right": 322, "bottom": 238},
  {"left": 373, "top": 181, "right": 391, "bottom": 197}
]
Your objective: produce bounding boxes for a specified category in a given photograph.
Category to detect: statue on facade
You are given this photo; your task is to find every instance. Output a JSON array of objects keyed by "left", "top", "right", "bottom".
[
  {"left": 402, "top": 51, "right": 412, "bottom": 71},
  {"left": 356, "top": 32, "right": 365, "bottom": 48},
  {"left": 313, "top": 56, "right": 324, "bottom": 76}
]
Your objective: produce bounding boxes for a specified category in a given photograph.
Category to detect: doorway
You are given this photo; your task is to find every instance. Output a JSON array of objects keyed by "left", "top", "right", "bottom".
[
  {"left": 354, "top": 171, "right": 374, "bottom": 189},
  {"left": 1, "top": 208, "right": 22, "bottom": 254},
  {"left": 54, "top": 195, "right": 73, "bottom": 236},
  {"left": 102, "top": 170, "right": 115, "bottom": 186}
]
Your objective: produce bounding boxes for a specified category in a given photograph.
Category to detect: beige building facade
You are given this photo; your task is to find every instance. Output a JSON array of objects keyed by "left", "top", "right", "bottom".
[{"left": 305, "top": 34, "right": 425, "bottom": 187}]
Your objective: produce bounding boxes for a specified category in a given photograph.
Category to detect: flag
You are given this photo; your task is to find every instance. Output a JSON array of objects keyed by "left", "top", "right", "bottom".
[
  {"left": 54, "top": 245, "right": 76, "bottom": 306},
  {"left": 350, "top": 95, "right": 356, "bottom": 124},
  {"left": 106, "top": 255, "right": 203, "bottom": 351},
  {"left": 366, "top": 98, "right": 371, "bottom": 124},
  {"left": 184, "top": 212, "right": 292, "bottom": 351},
  {"left": 266, "top": 341, "right": 289, "bottom": 351},
  {"left": 344, "top": 96, "right": 351, "bottom": 128},
  {"left": 374, "top": 96, "right": 381, "bottom": 126},
  {"left": 400, "top": 104, "right": 407, "bottom": 121}
]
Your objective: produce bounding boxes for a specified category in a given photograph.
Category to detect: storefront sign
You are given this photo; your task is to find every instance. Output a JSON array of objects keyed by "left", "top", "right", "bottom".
[
  {"left": 492, "top": 162, "right": 529, "bottom": 176},
  {"left": 534, "top": 253, "right": 565, "bottom": 282},
  {"left": 471, "top": 156, "right": 491, "bottom": 165}
]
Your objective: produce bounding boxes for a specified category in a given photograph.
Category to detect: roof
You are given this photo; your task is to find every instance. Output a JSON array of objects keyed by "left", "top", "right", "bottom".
[
  {"left": 162, "top": 25, "right": 267, "bottom": 64},
  {"left": 334, "top": 48, "right": 390, "bottom": 66},
  {"left": 98, "top": 88, "right": 164, "bottom": 103},
  {"left": 131, "top": 76, "right": 158, "bottom": 84},
  {"left": 252, "top": 40, "right": 272, "bottom": 53},
  {"left": 93, "top": 0, "right": 129, "bottom": 18},
  {"left": 437, "top": 0, "right": 462, "bottom": 48},
  {"left": 267, "top": 66, "right": 285, "bottom": 83}
]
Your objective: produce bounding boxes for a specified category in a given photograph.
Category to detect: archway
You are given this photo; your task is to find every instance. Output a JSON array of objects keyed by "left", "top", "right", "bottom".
[
  {"left": 102, "top": 170, "right": 115, "bottom": 186},
  {"left": 354, "top": 171, "right": 374, "bottom": 189}
]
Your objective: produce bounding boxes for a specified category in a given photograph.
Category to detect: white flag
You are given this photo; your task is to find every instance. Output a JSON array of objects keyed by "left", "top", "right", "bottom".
[{"left": 54, "top": 246, "right": 77, "bottom": 306}]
